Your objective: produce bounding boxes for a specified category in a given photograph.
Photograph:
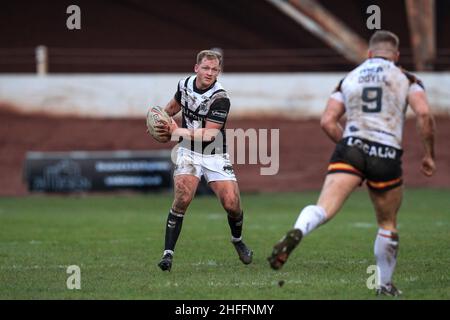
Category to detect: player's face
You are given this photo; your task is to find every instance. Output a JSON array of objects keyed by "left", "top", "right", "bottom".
[{"left": 194, "top": 58, "right": 221, "bottom": 89}]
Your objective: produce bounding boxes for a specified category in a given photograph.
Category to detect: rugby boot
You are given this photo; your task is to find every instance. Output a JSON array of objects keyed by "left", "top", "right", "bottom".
[
  {"left": 232, "top": 240, "right": 253, "bottom": 265},
  {"left": 268, "top": 228, "right": 303, "bottom": 270},
  {"left": 158, "top": 252, "right": 173, "bottom": 272},
  {"left": 376, "top": 283, "right": 402, "bottom": 297}
]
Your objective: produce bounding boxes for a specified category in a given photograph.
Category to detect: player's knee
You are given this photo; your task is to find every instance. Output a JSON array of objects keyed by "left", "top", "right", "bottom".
[
  {"left": 172, "top": 203, "right": 187, "bottom": 214},
  {"left": 173, "top": 180, "right": 196, "bottom": 211},
  {"left": 222, "top": 198, "right": 241, "bottom": 216},
  {"left": 173, "top": 194, "right": 192, "bottom": 213}
]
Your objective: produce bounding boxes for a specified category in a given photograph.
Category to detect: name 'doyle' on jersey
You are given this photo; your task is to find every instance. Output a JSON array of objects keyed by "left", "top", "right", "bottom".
[
  {"left": 347, "top": 137, "right": 397, "bottom": 159},
  {"left": 358, "top": 66, "right": 387, "bottom": 83}
]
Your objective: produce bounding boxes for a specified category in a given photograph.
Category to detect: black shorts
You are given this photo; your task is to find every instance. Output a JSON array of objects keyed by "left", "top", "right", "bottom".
[{"left": 328, "top": 136, "right": 403, "bottom": 192}]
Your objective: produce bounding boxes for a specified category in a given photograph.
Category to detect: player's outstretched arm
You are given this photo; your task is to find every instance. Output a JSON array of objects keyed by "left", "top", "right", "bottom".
[
  {"left": 408, "top": 91, "right": 436, "bottom": 177},
  {"left": 320, "top": 97, "right": 346, "bottom": 143}
]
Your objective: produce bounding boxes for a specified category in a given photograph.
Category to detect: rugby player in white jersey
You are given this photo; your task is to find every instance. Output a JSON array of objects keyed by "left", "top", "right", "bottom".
[
  {"left": 154, "top": 50, "right": 253, "bottom": 271},
  {"left": 268, "top": 30, "right": 436, "bottom": 296}
]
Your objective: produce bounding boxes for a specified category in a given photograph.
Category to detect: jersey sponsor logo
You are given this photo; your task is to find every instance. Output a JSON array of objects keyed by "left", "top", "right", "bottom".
[
  {"left": 183, "top": 107, "right": 206, "bottom": 121},
  {"left": 368, "top": 127, "right": 396, "bottom": 137},
  {"left": 347, "top": 137, "right": 397, "bottom": 159},
  {"left": 360, "top": 66, "right": 383, "bottom": 74},
  {"left": 211, "top": 110, "right": 228, "bottom": 118}
]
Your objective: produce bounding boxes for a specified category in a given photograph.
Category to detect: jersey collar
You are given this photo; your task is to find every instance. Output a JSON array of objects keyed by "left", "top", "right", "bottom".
[
  {"left": 193, "top": 76, "right": 216, "bottom": 94},
  {"left": 371, "top": 56, "right": 392, "bottom": 62}
]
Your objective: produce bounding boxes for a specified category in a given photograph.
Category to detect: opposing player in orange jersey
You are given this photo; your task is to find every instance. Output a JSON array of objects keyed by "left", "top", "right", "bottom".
[{"left": 268, "top": 30, "right": 436, "bottom": 296}]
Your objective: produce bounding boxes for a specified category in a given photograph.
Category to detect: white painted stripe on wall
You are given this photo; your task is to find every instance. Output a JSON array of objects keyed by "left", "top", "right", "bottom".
[{"left": 0, "top": 73, "right": 449, "bottom": 118}]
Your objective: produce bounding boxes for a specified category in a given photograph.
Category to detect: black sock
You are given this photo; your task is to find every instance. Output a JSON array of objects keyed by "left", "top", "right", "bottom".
[
  {"left": 164, "top": 209, "right": 184, "bottom": 253},
  {"left": 227, "top": 211, "right": 243, "bottom": 240}
]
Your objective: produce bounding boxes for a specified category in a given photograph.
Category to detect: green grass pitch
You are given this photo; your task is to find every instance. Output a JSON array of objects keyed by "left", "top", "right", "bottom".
[{"left": 0, "top": 188, "right": 449, "bottom": 299}]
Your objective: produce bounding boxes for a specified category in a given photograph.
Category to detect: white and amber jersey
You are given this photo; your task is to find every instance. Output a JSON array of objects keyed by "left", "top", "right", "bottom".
[{"left": 330, "top": 57, "right": 424, "bottom": 149}]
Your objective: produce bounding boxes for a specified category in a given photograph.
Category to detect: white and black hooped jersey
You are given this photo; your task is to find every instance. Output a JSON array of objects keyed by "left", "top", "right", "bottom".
[
  {"left": 174, "top": 76, "right": 230, "bottom": 154},
  {"left": 330, "top": 57, "right": 425, "bottom": 149}
]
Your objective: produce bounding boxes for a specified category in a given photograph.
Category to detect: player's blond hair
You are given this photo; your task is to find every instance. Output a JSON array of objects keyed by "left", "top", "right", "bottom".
[
  {"left": 369, "top": 30, "right": 400, "bottom": 51},
  {"left": 196, "top": 50, "right": 223, "bottom": 66}
]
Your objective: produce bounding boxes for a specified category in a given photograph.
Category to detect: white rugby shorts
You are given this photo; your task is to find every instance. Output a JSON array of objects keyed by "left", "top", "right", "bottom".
[{"left": 174, "top": 147, "right": 236, "bottom": 182}]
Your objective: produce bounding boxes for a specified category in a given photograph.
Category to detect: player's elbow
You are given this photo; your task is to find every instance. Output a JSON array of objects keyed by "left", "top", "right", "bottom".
[
  {"left": 415, "top": 108, "right": 435, "bottom": 129},
  {"left": 320, "top": 114, "right": 334, "bottom": 132},
  {"left": 414, "top": 105, "right": 432, "bottom": 118},
  {"left": 410, "top": 92, "right": 432, "bottom": 119},
  {"left": 416, "top": 111, "right": 436, "bottom": 134}
]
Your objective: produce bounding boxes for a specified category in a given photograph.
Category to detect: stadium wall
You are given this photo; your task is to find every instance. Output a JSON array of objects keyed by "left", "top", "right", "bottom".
[{"left": 1, "top": 73, "right": 450, "bottom": 118}]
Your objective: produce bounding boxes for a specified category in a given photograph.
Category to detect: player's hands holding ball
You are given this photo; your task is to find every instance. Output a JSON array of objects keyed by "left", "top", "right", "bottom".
[
  {"left": 146, "top": 106, "right": 178, "bottom": 143},
  {"left": 155, "top": 117, "right": 178, "bottom": 142}
]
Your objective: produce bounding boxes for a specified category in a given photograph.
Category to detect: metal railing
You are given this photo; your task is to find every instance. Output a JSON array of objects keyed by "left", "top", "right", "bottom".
[{"left": 1, "top": 46, "right": 450, "bottom": 73}]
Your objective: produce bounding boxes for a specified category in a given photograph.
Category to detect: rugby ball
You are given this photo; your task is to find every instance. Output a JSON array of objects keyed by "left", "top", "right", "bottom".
[{"left": 146, "top": 106, "right": 171, "bottom": 143}]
